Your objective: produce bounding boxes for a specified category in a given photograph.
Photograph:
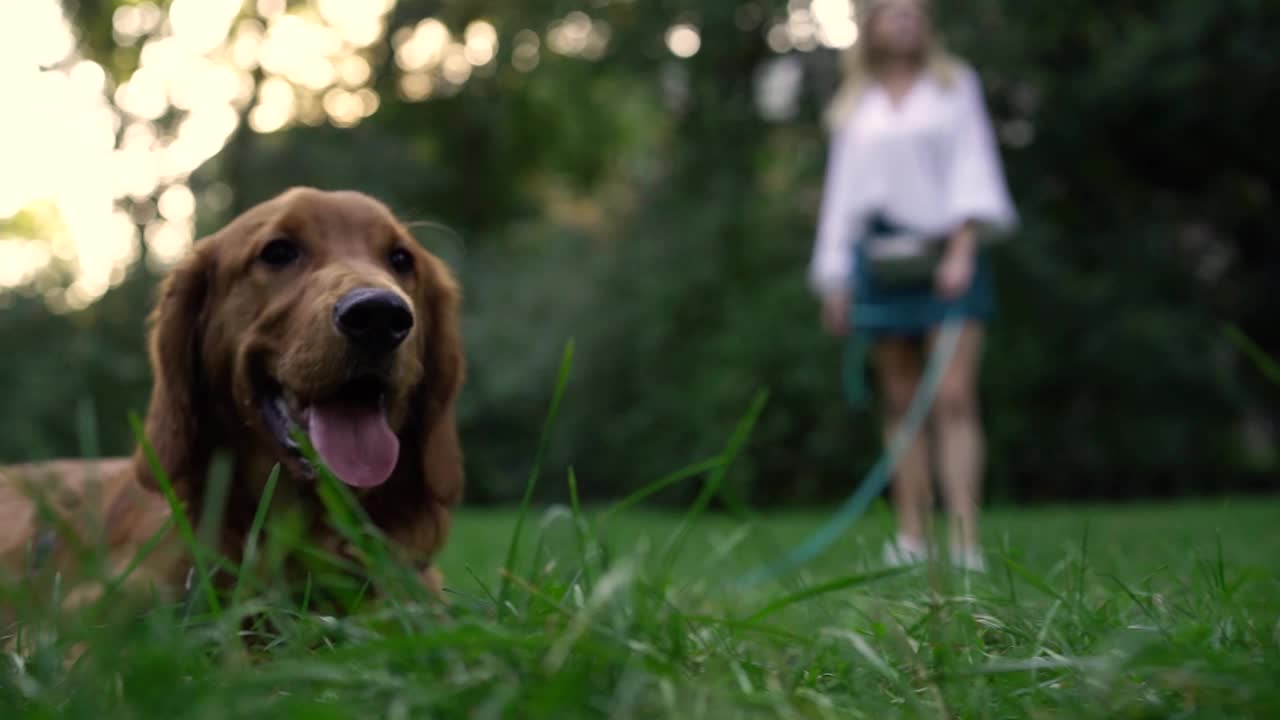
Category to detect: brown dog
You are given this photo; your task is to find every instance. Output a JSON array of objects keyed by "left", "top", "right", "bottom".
[{"left": 0, "top": 187, "right": 465, "bottom": 609}]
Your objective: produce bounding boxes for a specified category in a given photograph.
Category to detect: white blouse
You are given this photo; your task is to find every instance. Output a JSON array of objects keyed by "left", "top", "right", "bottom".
[{"left": 808, "top": 63, "right": 1018, "bottom": 296}]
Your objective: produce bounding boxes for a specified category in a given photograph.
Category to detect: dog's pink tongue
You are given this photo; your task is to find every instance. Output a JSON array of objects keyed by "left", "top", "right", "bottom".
[{"left": 307, "top": 402, "right": 399, "bottom": 488}]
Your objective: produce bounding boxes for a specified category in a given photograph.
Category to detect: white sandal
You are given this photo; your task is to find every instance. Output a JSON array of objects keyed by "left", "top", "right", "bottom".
[
  {"left": 882, "top": 534, "right": 928, "bottom": 567},
  {"left": 950, "top": 546, "right": 988, "bottom": 573}
]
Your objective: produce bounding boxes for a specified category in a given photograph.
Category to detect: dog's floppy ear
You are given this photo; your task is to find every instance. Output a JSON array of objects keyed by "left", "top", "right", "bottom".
[
  {"left": 133, "top": 247, "right": 213, "bottom": 497},
  {"left": 414, "top": 252, "right": 466, "bottom": 510}
]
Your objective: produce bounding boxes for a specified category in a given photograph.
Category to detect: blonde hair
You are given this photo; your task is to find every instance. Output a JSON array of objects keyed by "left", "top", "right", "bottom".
[{"left": 823, "top": 0, "right": 961, "bottom": 131}]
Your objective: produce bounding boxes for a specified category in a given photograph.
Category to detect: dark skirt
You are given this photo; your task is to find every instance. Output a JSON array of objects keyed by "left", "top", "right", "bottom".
[
  {"left": 851, "top": 243, "right": 997, "bottom": 341},
  {"left": 842, "top": 240, "right": 997, "bottom": 407}
]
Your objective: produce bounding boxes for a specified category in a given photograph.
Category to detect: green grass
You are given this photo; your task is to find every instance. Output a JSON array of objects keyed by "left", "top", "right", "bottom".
[{"left": 3, "top": 494, "right": 1278, "bottom": 719}]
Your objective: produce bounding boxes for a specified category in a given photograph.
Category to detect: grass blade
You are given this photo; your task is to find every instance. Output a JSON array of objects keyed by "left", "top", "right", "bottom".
[
  {"left": 596, "top": 456, "right": 724, "bottom": 524},
  {"left": 128, "top": 412, "right": 223, "bottom": 616},
  {"left": 195, "top": 453, "right": 232, "bottom": 566},
  {"left": 747, "top": 566, "right": 915, "bottom": 622},
  {"left": 92, "top": 515, "right": 177, "bottom": 614},
  {"left": 76, "top": 395, "right": 100, "bottom": 460},
  {"left": 660, "top": 389, "right": 768, "bottom": 573},
  {"left": 497, "top": 339, "right": 574, "bottom": 617},
  {"left": 567, "top": 467, "right": 594, "bottom": 592},
  {"left": 999, "top": 555, "right": 1066, "bottom": 603},
  {"left": 231, "top": 464, "right": 280, "bottom": 608},
  {"left": 1225, "top": 324, "right": 1280, "bottom": 386},
  {"left": 823, "top": 628, "right": 899, "bottom": 681}
]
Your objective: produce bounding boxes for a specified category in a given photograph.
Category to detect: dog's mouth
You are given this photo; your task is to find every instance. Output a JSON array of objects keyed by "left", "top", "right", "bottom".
[{"left": 258, "top": 376, "right": 399, "bottom": 489}]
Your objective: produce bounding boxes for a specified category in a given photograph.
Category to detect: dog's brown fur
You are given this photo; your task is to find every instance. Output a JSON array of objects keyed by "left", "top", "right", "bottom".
[{"left": 1, "top": 187, "right": 465, "bottom": 608}]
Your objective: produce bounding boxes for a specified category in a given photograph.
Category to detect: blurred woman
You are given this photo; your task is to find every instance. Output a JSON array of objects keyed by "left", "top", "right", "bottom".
[{"left": 809, "top": 0, "right": 1017, "bottom": 571}]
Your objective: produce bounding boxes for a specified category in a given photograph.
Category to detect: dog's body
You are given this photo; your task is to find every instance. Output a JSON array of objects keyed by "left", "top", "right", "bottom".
[
  {"left": 0, "top": 458, "right": 180, "bottom": 608},
  {"left": 1, "top": 188, "right": 465, "bottom": 609}
]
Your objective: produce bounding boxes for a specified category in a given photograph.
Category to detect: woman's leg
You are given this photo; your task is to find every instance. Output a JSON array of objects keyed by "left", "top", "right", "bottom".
[
  {"left": 872, "top": 337, "right": 932, "bottom": 554},
  {"left": 929, "top": 321, "right": 986, "bottom": 565}
]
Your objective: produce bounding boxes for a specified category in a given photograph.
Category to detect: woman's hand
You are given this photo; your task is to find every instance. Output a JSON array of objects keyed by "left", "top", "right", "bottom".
[
  {"left": 935, "top": 251, "right": 974, "bottom": 299},
  {"left": 935, "top": 224, "right": 977, "bottom": 299},
  {"left": 822, "top": 289, "right": 852, "bottom": 336}
]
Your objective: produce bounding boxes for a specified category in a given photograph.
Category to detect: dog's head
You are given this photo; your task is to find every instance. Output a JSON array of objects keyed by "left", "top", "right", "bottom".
[{"left": 133, "top": 187, "right": 464, "bottom": 513}]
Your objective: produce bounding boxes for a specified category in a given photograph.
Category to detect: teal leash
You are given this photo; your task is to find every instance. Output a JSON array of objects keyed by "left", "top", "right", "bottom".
[{"left": 734, "top": 306, "right": 965, "bottom": 588}]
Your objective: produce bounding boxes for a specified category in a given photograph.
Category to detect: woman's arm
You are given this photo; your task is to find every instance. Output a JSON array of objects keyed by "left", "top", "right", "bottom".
[
  {"left": 948, "top": 220, "right": 978, "bottom": 257},
  {"left": 809, "top": 120, "right": 862, "bottom": 299},
  {"left": 935, "top": 220, "right": 978, "bottom": 299},
  {"left": 944, "top": 65, "right": 1018, "bottom": 236}
]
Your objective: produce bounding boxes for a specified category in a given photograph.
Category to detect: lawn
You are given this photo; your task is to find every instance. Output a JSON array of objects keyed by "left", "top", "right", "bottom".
[{"left": 3, "top": 496, "right": 1279, "bottom": 719}]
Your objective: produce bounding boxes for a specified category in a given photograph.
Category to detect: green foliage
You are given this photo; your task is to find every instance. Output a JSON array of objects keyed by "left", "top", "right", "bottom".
[
  {"left": 0, "top": 270, "right": 154, "bottom": 461},
  {"left": 2, "top": 0, "right": 1277, "bottom": 504}
]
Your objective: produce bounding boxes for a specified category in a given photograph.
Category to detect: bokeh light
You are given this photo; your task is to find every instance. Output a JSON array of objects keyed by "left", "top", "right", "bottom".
[
  {"left": 665, "top": 24, "right": 702, "bottom": 59},
  {"left": 811, "top": 0, "right": 859, "bottom": 48},
  {"left": 0, "top": 0, "right": 397, "bottom": 307},
  {"left": 0, "top": 0, "right": 131, "bottom": 305},
  {"left": 395, "top": 19, "right": 451, "bottom": 73},
  {"left": 464, "top": 21, "right": 500, "bottom": 66},
  {"left": 512, "top": 30, "right": 541, "bottom": 73},
  {"left": 546, "top": 12, "right": 610, "bottom": 60},
  {"left": 1, "top": 1, "right": 846, "bottom": 308},
  {"left": 768, "top": 0, "right": 860, "bottom": 53}
]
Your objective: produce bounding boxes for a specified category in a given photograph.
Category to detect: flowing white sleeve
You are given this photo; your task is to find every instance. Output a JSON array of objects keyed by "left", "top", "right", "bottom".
[
  {"left": 944, "top": 66, "right": 1018, "bottom": 235},
  {"left": 808, "top": 120, "right": 863, "bottom": 296}
]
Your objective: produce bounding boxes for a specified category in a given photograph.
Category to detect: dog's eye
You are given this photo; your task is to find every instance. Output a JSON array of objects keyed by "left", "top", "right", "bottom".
[
  {"left": 388, "top": 248, "right": 414, "bottom": 275},
  {"left": 259, "top": 238, "right": 300, "bottom": 268}
]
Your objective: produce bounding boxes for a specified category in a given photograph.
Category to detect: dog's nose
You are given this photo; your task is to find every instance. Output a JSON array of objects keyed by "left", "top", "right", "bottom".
[{"left": 334, "top": 288, "right": 413, "bottom": 352}]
